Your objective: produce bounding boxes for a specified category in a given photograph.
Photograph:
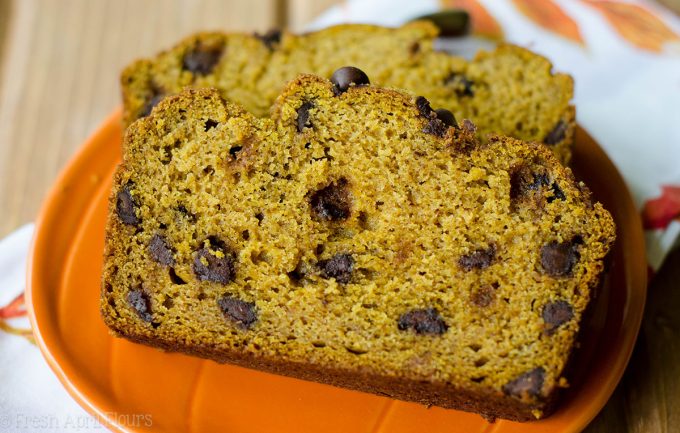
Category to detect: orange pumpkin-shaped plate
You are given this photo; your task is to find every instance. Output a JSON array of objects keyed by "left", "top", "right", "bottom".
[{"left": 27, "top": 109, "right": 647, "bottom": 433}]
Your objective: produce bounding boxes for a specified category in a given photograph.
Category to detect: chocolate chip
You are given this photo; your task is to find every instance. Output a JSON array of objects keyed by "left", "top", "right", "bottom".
[
  {"left": 445, "top": 73, "right": 475, "bottom": 97},
  {"left": 470, "top": 285, "right": 495, "bottom": 307},
  {"left": 310, "top": 178, "right": 351, "bottom": 221},
  {"left": 530, "top": 174, "right": 550, "bottom": 191},
  {"left": 542, "top": 300, "right": 574, "bottom": 334},
  {"left": 204, "top": 119, "right": 218, "bottom": 131},
  {"left": 140, "top": 91, "right": 165, "bottom": 118},
  {"left": 116, "top": 182, "right": 140, "bottom": 225},
  {"left": 503, "top": 367, "right": 545, "bottom": 399},
  {"left": 296, "top": 101, "right": 314, "bottom": 132},
  {"left": 255, "top": 29, "right": 282, "bottom": 50},
  {"left": 398, "top": 308, "right": 448, "bottom": 335},
  {"left": 415, "top": 96, "right": 434, "bottom": 117},
  {"left": 319, "top": 253, "right": 354, "bottom": 284},
  {"left": 548, "top": 182, "right": 566, "bottom": 203},
  {"left": 540, "top": 238, "right": 581, "bottom": 277},
  {"left": 127, "top": 289, "right": 152, "bottom": 322},
  {"left": 511, "top": 167, "right": 548, "bottom": 199},
  {"left": 435, "top": 108, "right": 457, "bottom": 128},
  {"left": 193, "top": 237, "right": 237, "bottom": 284},
  {"left": 182, "top": 45, "right": 223, "bottom": 75},
  {"left": 149, "top": 234, "right": 174, "bottom": 266},
  {"left": 229, "top": 146, "right": 243, "bottom": 157},
  {"left": 330, "top": 66, "right": 370, "bottom": 94},
  {"left": 217, "top": 295, "right": 257, "bottom": 329},
  {"left": 544, "top": 121, "right": 568, "bottom": 145},
  {"left": 459, "top": 245, "right": 496, "bottom": 271},
  {"left": 510, "top": 166, "right": 568, "bottom": 204}
]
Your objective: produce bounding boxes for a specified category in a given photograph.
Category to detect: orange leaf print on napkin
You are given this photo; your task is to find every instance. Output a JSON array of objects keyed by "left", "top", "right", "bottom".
[
  {"left": 0, "top": 292, "right": 33, "bottom": 343},
  {"left": 513, "top": 0, "right": 585, "bottom": 44},
  {"left": 584, "top": 1, "right": 680, "bottom": 52},
  {"left": 0, "top": 292, "right": 27, "bottom": 319},
  {"left": 442, "top": 0, "right": 504, "bottom": 39}
]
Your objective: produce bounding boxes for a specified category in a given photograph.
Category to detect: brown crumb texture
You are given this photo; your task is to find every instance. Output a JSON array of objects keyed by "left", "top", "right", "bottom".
[
  {"left": 102, "top": 76, "right": 613, "bottom": 421},
  {"left": 121, "top": 22, "right": 575, "bottom": 162}
]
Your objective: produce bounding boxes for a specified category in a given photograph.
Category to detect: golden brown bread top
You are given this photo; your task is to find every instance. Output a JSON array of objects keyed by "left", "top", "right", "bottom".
[{"left": 121, "top": 21, "right": 575, "bottom": 162}]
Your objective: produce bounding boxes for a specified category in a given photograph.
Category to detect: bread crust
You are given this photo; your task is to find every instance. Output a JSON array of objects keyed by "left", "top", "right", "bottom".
[{"left": 120, "top": 22, "right": 575, "bottom": 162}]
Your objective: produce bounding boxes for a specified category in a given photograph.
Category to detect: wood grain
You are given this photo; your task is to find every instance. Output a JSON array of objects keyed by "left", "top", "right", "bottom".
[
  {"left": 0, "top": 0, "right": 678, "bottom": 431},
  {"left": 585, "top": 247, "right": 680, "bottom": 433},
  {"left": 0, "top": 0, "right": 283, "bottom": 236}
]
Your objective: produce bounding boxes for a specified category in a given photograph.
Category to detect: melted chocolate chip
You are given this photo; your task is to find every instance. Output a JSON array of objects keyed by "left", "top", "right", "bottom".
[
  {"left": 470, "top": 285, "right": 495, "bottom": 307},
  {"left": 229, "top": 146, "right": 243, "bottom": 157},
  {"left": 182, "top": 45, "right": 223, "bottom": 75},
  {"left": 459, "top": 245, "right": 496, "bottom": 271},
  {"left": 193, "top": 237, "right": 237, "bottom": 284},
  {"left": 127, "top": 289, "right": 152, "bottom": 322},
  {"left": 296, "top": 101, "right": 314, "bottom": 132},
  {"left": 528, "top": 173, "right": 550, "bottom": 191},
  {"left": 503, "top": 367, "right": 545, "bottom": 399},
  {"left": 544, "top": 121, "right": 568, "bottom": 145},
  {"left": 149, "top": 234, "right": 174, "bottom": 266},
  {"left": 217, "top": 295, "right": 257, "bottom": 329},
  {"left": 548, "top": 182, "right": 566, "bottom": 203},
  {"left": 330, "top": 67, "right": 370, "bottom": 94},
  {"left": 204, "top": 119, "right": 218, "bottom": 131},
  {"left": 319, "top": 253, "right": 354, "bottom": 284},
  {"left": 510, "top": 167, "right": 549, "bottom": 200},
  {"left": 310, "top": 178, "right": 351, "bottom": 221},
  {"left": 540, "top": 238, "right": 581, "bottom": 277},
  {"left": 542, "top": 300, "right": 574, "bottom": 334},
  {"left": 116, "top": 182, "right": 140, "bottom": 225},
  {"left": 510, "top": 165, "right": 568, "bottom": 204},
  {"left": 445, "top": 73, "right": 475, "bottom": 97},
  {"left": 398, "top": 308, "right": 448, "bottom": 335},
  {"left": 255, "top": 29, "right": 282, "bottom": 50}
]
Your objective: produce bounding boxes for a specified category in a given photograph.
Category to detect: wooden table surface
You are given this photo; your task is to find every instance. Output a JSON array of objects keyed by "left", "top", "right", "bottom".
[{"left": 0, "top": 1, "right": 677, "bottom": 432}]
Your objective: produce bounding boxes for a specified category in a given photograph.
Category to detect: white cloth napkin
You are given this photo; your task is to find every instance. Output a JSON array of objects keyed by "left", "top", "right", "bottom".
[
  {"left": 0, "top": 224, "right": 101, "bottom": 432},
  {"left": 1, "top": 0, "right": 679, "bottom": 430}
]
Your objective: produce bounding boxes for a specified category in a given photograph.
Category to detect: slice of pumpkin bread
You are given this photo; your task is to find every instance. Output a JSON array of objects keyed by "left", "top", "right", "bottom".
[
  {"left": 121, "top": 21, "right": 575, "bottom": 162},
  {"left": 102, "top": 69, "right": 613, "bottom": 421}
]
